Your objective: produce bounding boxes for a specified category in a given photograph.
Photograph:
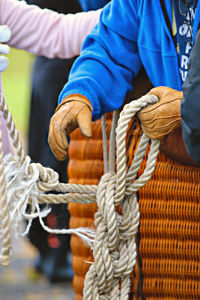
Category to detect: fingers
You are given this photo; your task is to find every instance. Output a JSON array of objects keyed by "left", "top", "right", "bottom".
[
  {"left": 48, "top": 101, "right": 92, "bottom": 161},
  {"left": 139, "top": 98, "right": 182, "bottom": 121},
  {"left": 148, "top": 86, "right": 174, "bottom": 98},
  {"left": 48, "top": 116, "right": 69, "bottom": 161},
  {"left": 142, "top": 119, "right": 181, "bottom": 140},
  {"left": 0, "top": 44, "right": 9, "bottom": 55},
  {"left": 139, "top": 87, "right": 182, "bottom": 140},
  {"left": 77, "top": 106, "right": 92, "bottom": 138},
  {"left": 0, "top": 25, "right": 11, "bottom": 43},
  {"left": 148, "top": 86, "right": 183, "bottom": 101},
  {"left": 0, "top": 25, "right": 11, "bottom": 73},
  {"left": 0, "top": 56, "right": 9, "bottom": 72}
]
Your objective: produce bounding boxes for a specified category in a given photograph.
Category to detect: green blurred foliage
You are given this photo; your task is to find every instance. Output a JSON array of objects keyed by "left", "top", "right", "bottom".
[{"left": 2, "top": 48, "right": 34, "bottom": 134}]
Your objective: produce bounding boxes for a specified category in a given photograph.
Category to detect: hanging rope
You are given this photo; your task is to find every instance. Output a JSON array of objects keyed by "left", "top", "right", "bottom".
[
  {"left": 83, "top": 96, "right": 160, "bottom": 299},
  {"left": 0, "top": 92, "right": 160, "bottom": 299},
  {"left": 0, "top": 112, "right": 11, "bottom": 266}
]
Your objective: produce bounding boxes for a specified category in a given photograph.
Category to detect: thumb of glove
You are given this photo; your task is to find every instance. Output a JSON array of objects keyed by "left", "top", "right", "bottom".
[{"left": 77, "top": 105, "right": 92, "bottom": 138}]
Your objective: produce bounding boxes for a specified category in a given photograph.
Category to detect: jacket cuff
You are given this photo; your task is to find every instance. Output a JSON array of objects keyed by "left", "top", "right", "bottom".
[{"left": 56, "top": 93, "right": 93, "bottom": 112}]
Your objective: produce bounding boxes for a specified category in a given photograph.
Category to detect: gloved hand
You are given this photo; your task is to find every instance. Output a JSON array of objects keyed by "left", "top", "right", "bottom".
[
  {"left": 48, "top": 95, "right": 92, "bottom": 161},
  {"left": 138, "top": 86, "right": 183, "bottom": 140},
  {"left": 0, "top": 25, "right": 11, "bottom": 72}
]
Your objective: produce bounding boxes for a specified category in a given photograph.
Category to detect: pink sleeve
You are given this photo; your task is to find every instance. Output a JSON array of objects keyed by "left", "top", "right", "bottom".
[{"left": 0, "top": 0, "right": 101, "bottom": 59}]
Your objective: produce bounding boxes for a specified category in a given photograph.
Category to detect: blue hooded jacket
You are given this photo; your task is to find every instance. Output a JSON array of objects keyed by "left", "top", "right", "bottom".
[
  {"left": 59, "top": 0, "right": 200, "bottom": 123},
  {"left": 78, "top": 0, "right": 109, "bottom": 11}
]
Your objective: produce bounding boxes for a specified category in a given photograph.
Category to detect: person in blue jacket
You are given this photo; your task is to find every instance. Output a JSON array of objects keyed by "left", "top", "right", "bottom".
[
  {"left": 143, "top": 27, "right": 200, "bottom": 167},
  {"left": 48, "top": 0, "right": 200, "bottom": 166}
]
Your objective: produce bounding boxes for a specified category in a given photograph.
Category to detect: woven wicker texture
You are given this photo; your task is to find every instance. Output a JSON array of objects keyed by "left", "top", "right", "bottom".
[
  {"left": 68, "top": 71, "right": 200, "bottom": 299},
  {"left": 68, "top": 114, "right": 143, "bottom": 300},
  {"left": 68, "top": 115, "right": 200, "bottom": 299},
  {"left": 128, "top": 132, "right": 200, "bottom": 299}
]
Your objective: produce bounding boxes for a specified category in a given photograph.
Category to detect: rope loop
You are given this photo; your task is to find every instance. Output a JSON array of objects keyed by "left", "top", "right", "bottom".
[
  {"left": 0, "top": 93, "right": 160, "bottom": 299},
  {"left": 83, "top": 94, "right": 160, "bottom": 299},
  {"left": 115, "top": 94, "right": 158, "bottom": 205},
  {"left": 32, "top": 162, "right": 59, "bottom": 192}
]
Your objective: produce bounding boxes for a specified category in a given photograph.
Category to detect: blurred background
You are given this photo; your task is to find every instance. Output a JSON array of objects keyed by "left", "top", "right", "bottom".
[
  {"left": 0, "top": 48, "right": 74, "bottom": 300},
  {"left": 2, "top": 48, "right": 32, "bottom": 147}
]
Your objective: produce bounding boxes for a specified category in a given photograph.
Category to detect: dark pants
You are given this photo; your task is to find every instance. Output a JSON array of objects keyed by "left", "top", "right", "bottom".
[
  {"left": 25, "top": 0, "right": 81, "bottom": 283},
  {"left": 27, "top": 56, "right": 75, "bottom": 278}
]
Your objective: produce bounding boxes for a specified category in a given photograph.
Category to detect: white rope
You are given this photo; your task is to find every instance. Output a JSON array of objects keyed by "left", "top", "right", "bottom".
[
  {"left": 0, "top": 24, "right": 12, "bottom": 265},
  {"left": 109, "top": 110, "right": 120, "bottom": 172},
  {"left": 0, "top": 114, "right": 11, "bottom": 266},
  {"left": 0, "top": 93, "right": 160, "bottom": 298},
  {"left": 83, "top": 95, "right": 160, "bottom": 299},
  {"left": 102, "top": 114, "right": 108, "bottom": 174}
]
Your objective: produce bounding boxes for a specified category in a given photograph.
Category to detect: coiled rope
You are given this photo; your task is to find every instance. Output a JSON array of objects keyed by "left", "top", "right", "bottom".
[{"left": 0, "top": 92, "right": 160, "bottom": 299}]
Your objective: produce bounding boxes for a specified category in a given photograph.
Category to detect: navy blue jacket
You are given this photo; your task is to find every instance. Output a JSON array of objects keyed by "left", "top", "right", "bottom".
[{"left": 181, "top": 29, "right": 200, "bottom": 164}]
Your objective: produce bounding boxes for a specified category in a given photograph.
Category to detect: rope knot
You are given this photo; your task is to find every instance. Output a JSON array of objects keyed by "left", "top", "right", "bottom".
[
  {"left": 0, "top": 93, "right": 161, "bottom": 299},
  {"left": 32, "top": 162, "right": 59, "bottom": 192},
  {"left": 2, "top": 154, "right": 60, "bottom": 237},
  {"left": 84, "top": 95, "right": 160, "bottom": 299},
  {"left": 96, "top": 172, "right": 119, "bottom": 243}
]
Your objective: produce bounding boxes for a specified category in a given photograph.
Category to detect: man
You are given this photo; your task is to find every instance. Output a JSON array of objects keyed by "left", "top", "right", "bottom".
[
  {"left": 48, "top": 1, "right": 200, "bottom": 297},
  {"left": 48, "top": 0, "right": 200, "bottom": 164}
]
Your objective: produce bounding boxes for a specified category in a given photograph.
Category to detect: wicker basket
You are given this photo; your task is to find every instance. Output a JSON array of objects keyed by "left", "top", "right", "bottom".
[{"left": 68, "top": 71, "right": 200, "bottom": 299}]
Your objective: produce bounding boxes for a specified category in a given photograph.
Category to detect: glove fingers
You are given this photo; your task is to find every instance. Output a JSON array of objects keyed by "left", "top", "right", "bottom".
[
  {"left": 148, "top": 87, "right": 183, "bottom": 101},
  {"left": 142, "top": 119, "right": 181, "bottom": 140},
  {"left": 143, "top": 117, "right": 181, "bottom": 133},
  {"left": 0, "top": 44, "right": 9, "bottom": 55},
  {"left": 0, "top": 56, "right": 9, "bottom": 72},
  {"left": 0, "top": 25, "right": 11, "bottom": 43},
  {"left": 139, "top": 86, "right": 182, "bottom": 140},
  {"left": 148, "top": 86, "right": 175, "bottom": 97},
  {"left": 140, "top": 113, "right": 181, "bottom": 125},
  {"left": 48, "top": 100, "right": 92, "bottom": 161},
  {"left": 77, "top": 106, "right": 92, "bottom": 138},
  {"left": 139, "top": 98, "right": 181, "bottom": 117},
  {"left": 48, "top": 121, "right": 68, "bottom": 161}
]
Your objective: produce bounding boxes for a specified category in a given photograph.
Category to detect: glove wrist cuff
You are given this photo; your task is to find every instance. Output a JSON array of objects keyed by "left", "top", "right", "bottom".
[{"left": 56, "top": 94, "right": 93, "bottom": 112}]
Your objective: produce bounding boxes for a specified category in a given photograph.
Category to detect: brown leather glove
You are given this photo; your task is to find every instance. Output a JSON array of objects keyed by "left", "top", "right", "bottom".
[
  {"left": 138, "top": 86, "right": 183, "bottom": 140},
  {"left": 48, "top": 94, "right": 92, "bottom": 161}
]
